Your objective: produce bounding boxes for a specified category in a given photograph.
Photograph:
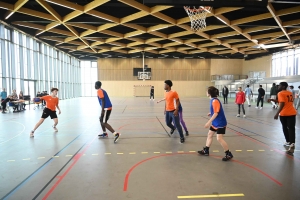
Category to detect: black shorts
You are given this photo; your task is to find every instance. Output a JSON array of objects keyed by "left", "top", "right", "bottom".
[
  {"left": 209, "top": 126, "right": 226, "bottom": 134},
  {"left": 100, "top": 109, "right": 112, "bottom": 123},
  {"left": 41, "top": 108, "right": 57, "bottom": 119}
]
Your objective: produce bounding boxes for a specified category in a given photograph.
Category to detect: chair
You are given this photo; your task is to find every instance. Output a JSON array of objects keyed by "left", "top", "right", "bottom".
[{"left": 33, "top": 98, "right": 43, "bottom": 110}]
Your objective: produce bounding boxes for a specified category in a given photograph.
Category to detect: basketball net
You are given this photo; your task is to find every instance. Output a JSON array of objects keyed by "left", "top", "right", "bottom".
[{"left": 184, "top": 6, "right": 211, "bottom": 32}]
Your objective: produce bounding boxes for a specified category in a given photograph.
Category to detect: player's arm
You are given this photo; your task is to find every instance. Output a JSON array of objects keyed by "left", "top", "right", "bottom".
[
  {"left": 156, "top": 98, "right": 165, "bottom": 103},
  {"left": 174, "top": 98, "right": 180, "bottom": 116},
  {"left": 274, "top": 102, "right": 284, "bottom": 120},
  {"left": 56, "top": 105, "right": 61, "bottom": 114}
]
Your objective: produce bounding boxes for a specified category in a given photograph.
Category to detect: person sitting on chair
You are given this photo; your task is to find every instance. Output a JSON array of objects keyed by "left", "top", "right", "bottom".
[
  {"left": 18, "top": 91, "right": 26, "bottom": 110},
  {"left": 1, "top": 95, "right": 12, "bottom": 113}
]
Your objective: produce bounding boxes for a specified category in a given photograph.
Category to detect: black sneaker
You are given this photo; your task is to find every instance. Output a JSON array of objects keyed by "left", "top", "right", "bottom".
[
  {"left": 114, "top": 133, "right": 120, "bottom": 143},
  {"left": 98, "top": 133, "right": 108, "bottom": 137},
  {"left": 198, "top": 147, "right": 209, "bottom": 156},
  {"left": 170, "top": 128, "right": 176, "bottom": 135},
  {"left": 222, "top": 151, "right": 233, "bottom": 161},
  {"left": 180, "top": 137, "right": 185, "bottom": 144},
  {"left": 185, "top": 131, "right": 189, "bottom": 136}
]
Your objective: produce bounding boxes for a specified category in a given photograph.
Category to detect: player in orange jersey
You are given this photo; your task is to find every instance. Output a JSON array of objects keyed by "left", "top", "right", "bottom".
[{"left": 30, "top": 88, "right": 61, "bottom": 137}]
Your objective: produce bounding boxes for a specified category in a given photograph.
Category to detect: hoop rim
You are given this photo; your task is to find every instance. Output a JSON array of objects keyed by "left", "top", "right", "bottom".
[{"left": 184, "top": 6, "right": 211, "bottom": 12}]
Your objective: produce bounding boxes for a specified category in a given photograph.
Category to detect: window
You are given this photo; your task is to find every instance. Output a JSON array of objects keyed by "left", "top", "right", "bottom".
[
  {"left": 272, "top": 47, "right": 300, "bottom": 77},
  {"left": 81, "top": 61, "right": 98, "bottom": 97}
]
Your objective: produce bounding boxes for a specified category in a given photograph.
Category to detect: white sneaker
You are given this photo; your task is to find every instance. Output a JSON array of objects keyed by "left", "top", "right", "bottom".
[
  {"left": 236, "top": 114, "right": 240, "bottom": 117},
  {"left": 53, "top": 126, "right": 58, "bottom": 132},
  {"left": 283, "top": 142, "right": 290, "bottom": 147},
  {"left": 255, "top": 107, "right": 258, "bottom": 109},
  {"left": 260, "top": 107, "right": 263, "bottom": 109},
  {"left": 243, "top": 115, "right": 246, "bottom": 118},
  {"left": 30, "top": 131, "right": 34, "bottom": 137}
]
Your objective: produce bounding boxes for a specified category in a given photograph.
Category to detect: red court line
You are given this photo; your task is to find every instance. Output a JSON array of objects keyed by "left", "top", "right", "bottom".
[
  {"left": 123, "top": 153, "right": 282, "bottom": 191},
  {"left": 42, "top": 137, "right": 97, "bottom": 200}
]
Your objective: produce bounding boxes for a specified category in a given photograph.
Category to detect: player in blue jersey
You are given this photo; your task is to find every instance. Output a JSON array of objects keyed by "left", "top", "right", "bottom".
[
  {"left": 95, "top": 81, "right": 120, "bottom": 143},
  {"left": 198, "top": 86, "right": 233, "bottom": 161}
]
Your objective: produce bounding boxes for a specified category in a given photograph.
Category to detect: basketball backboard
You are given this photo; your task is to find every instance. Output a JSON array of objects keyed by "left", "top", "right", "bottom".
[{"left": 143, "top": 0, "right": 268, "bottom": 7}]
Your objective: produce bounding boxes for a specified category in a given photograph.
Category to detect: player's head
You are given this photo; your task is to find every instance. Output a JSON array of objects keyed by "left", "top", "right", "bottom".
[
  {"left": 95, "top": 81, "right": 102, "bottom": 89},
  {"left": 51, "top": 88, "right": 59, "bottom": 95},
  {"left": 279, "top": 82, "right": 288, "bottom": 91},
  {"left": 164, "top": 80, "right": 172, "bottom": 90},
  {"left": 273, "top": 83, "right": 276, "bottom": 86},
  {"left": 207, "top": 86, "right": 218, "bottom": 98},
  {"left": 259, "top": 85, "right": 262, "bottom": 88},
  {"left": 247, "top": 85, "right": 249, "bottom": 87},
  {"left": 298, "top": 86, "right": 300, "bottom": 89},
  {"left": 238, "top": 87, "right": 242, "bottom": 91},
  {"left": 289, "top": 85, "right": 294, "bottom": 89}
]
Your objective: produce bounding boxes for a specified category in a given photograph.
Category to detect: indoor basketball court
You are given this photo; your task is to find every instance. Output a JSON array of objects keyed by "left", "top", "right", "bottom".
[{"left": 0, "top": 0, "right": 300, "bottom": 199}]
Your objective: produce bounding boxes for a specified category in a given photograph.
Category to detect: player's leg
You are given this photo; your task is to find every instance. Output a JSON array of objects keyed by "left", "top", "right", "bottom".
[
  {"left": 216, "top": 128, "right": 233, "bottom": 161},
  {"left": 198, "top": 128, "right": 215, "bottom": 156}
]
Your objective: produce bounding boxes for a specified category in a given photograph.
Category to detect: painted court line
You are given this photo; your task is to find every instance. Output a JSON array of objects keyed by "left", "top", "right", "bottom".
[{"left": 177, "top": 193, "right": 245, "bottom": 199}]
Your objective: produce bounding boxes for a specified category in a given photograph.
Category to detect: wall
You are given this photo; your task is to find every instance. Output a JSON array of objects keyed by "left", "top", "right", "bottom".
[
  {"left": 210, "top": 59, "right": 243, "bottom": 75},
  {"left": 100, "top": 81, "right": 212, "bottom": 97},
  {"left": 98, "top": 58, "right": 210, "bottom": 81},
  {"left": 243, "top": 55, "right": 271, "bottom": 78}
]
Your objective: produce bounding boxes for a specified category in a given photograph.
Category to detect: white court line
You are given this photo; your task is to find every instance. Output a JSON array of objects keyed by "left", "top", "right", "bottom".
[{"left": 0, "top": 121, "right": 26, "bottom": 145}]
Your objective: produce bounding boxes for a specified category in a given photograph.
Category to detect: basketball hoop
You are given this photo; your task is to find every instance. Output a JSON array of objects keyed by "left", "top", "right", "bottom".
[{"left": 184, "top": 6, "right": 211, "bottom": 32}]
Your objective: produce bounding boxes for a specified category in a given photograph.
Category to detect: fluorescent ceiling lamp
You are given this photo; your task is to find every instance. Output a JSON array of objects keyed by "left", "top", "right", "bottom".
[
  {"left": 45, "top": 0, "right": 76, "bottom": 10},
  {"left": 5, "top": 12, "right": 14, "bottom": 19},
  {"left": 216, "top": 17, "right": 227, "bottom": 25}
]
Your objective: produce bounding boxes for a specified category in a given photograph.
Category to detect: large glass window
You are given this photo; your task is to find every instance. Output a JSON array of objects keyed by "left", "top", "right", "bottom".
[
  {"left": 81, "top": 61, "right": 98, "bottom": 97},
  {"left": 0, "top": 22, "right": 81, "bottom": 99},
  {"left": 272, "top": 47, "right": 300, "bottom": 77}
]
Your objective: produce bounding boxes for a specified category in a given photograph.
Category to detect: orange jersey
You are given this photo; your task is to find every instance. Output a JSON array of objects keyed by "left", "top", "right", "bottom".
[
  {"left": 278, "top": 90, "right": 297, "bottom": 116},
  {"left": 41, "top": 95, "right": 59, "bottom": 111},
  {"left": 165, "top": 90, "right": 179, "bottom": 111}
]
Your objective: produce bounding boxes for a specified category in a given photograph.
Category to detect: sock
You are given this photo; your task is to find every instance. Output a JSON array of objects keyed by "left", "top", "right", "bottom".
[{"left": 113, "top": 131, "right": 117, "bottom": 135}]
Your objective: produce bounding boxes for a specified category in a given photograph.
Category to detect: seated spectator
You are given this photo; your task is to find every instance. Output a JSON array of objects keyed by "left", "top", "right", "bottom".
[
  {"left": 1, "top": 88, "right": 7, "bottom": 111},
  {"left": 18, "top": 91, "right": 26, "bottom": 110},
  {"left": 11, "top": 89, "right": 18, "bottom": 100},
  {"left": 2, "top": 96, "right": 12, "bottom": 113},
  {"left": 36, "top": 91, "right": 42, "bottom": 97}
]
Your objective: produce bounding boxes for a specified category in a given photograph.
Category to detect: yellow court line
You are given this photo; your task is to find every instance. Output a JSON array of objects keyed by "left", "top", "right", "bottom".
[
  {"left": 38, "top": 157, "right": 45, "bottom": 159},
  {"left": 212, "top": 150, "right": 219, "bottom": 152},
  {"left": 117, "top": 153, "right": 124, "bottom": 155},
  {"left": 129, "top": 152, "right": 136, "bottom": 154},
  {"left": 154, "top": 152, "right": 160, "bottom": 154},
  {"left": 178, "top": 193, "right": 245, "bottom": 199},
  {"left": 22, "top": 158, "right": 30, "bottom": 160},
  {"left": 235, "top": 150, "right": 242, "bottom": 152},
  {"left": 7, "top": 160, "right": 15, "bottom": 162},
  {"left": 178, "top": 151, "right": 184, "bottom": 153},
  {"left": 105, "top": 153, "right": 111, "bottom": 155},
  {"left": 53, "top": 156, "right": 59, "bottom": 158},
  {"left": 247, "top": 150, "right": 253, "bottom": 152},
  {"left": 141, "top": 152, "right": 148, "bottom": 154},
  {"left": 166, "top": 152, "right": 172, "bottom": 154},
  {"left": 258, "top": 150, "right": 265, "bottom": 152},
  {"left": 270, "top": 150, "right": 274, "bottom": 151},
  {"left": 92, "top": 154, "right": 98, "bottom": 156},
  {"left": 189, "top": 151, "right": 196, "bottom": 153}
]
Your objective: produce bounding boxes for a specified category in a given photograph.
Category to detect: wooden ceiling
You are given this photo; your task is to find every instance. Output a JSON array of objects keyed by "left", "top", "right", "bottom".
[{"left": 0, "top": 0, "right": 300, "bottom": 60}]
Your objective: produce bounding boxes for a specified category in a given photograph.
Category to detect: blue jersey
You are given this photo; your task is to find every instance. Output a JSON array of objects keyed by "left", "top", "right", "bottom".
[
  {"left": 210, "top": 98, "right": 227, "bottom": 128},
  {"left": 97, "top": 89, "right": 112, "bottom": 109}
]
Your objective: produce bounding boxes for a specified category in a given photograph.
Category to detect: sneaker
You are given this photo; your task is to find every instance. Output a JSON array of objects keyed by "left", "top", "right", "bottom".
[
  {"left": 185, "top": 131, "right": 189, "bottom": 136},
  {"left": 170, "top": 128, "right": 176, "bottom": 135},
  {"left": 243, "top": 115, "right": 246, "bottom": 118},
  {"left": 236, "top": 114, "right": 240, "bottom": 117},
  {"left": 114, "top": 133, "right": 120, "bottom": 143},
  {"left": 180, "top": 137, "right": 185, "bottom": 144},
  {"left": 30, "top": 131, "right": 34, "bottom": 137},
  {"left": 283, "top": 142, "right": 290, "bottom": 147},
  {"left": 287, "top": 143, "right": 295, "bottom": 155},
  {"left": 248, "top": 105, "right": 251, "bottom": 107},
  {"left": 255, "top": 107, "right": 258, "bottom": 109},
  {"left": 98, "top": 133, "right": 108, "bottom": 137},
  {"left": 198, "top": 147, "right": 209, "bottom": 156},
  {"left": 222, "top": 151, "right": 233, "bottom": 161},
  {"left": 275, "top": 105, "right": 279, "bottom": 109},
  {"left": 52, "top": 126, "right": 58, "bottom": 132},
  {"left": 260, "top": 107, "right": 263, "bottom": 109}
]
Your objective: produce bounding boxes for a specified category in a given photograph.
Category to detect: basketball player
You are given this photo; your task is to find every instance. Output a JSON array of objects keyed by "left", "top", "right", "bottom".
[
  {"left": 30, "top": 88, "right": 61, "bottom": 137},
  {"left": 95, "top": 81, "right": 120, "bottom": 143},
  {"left": 198, "top": 86, "right": 233, "bottom": 161}
]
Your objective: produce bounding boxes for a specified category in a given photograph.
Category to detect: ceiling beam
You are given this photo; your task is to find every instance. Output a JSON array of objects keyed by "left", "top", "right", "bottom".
[
  {"left": 4, "top": 0, "right": 28, "bottom": 20},
  {"left": 267, "top": 3, "right": 291, "bottom": 42}
]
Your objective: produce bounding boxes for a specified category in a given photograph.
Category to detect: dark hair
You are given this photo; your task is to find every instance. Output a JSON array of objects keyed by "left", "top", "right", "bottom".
[
  {"left": 290, "top": 85, "right": 294, "bottom": 89},
  {"left": 51, "top": 88, "right": 59, "bottom": 92},
  {"left": 207, "top": 86, "right": 219, "bottom": 98},
  {"left": 273, "top": 83, "right": 276, "bottom": 86},
  {"left": 298, "top": 86, "right": 300, "bottom": 89},
  {"left": 164, "top": 80, "right": 173, "bottom": 87},
  {"left": 247, "top": 85, "right": 249, "bottom": 87},
  {"left": 279, "top": 82, "right": 288, "bottom": 89},
  {"left": 95, "top": 81, "right": 102, "bottom": 88},
  {"left": 259, "top": 85, "right": 262, "bottom": 87}
]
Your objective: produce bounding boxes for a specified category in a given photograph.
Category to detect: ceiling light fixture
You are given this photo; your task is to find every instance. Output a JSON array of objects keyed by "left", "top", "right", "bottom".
[
  {"left": 5, "top": 12, "right": 14, "bottom": 19},
  {"left": 45, "top": 0, "right": 76, "bottom": 10},
  {"left": 216, "top": 17, "right": 227, "bottom": 25}
]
